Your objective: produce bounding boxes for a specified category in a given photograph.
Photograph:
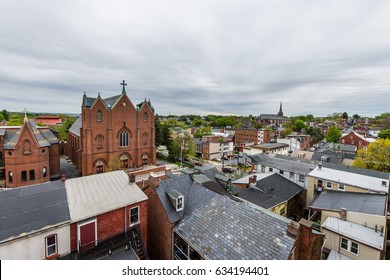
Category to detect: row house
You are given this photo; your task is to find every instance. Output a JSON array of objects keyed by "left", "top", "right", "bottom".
[
  {"left": 0, "top": 117, "right": 60, "bottom": 188},
  {"left": 144, "top": 173, "right": 324, "bottom": 260},
  {"left": 0, "top": 170, "right": 148, "bottom": 260},
  {"left": 287, "top": 134, "right": 311, "bottom": 150},
  {"left": 250, "top": 153, "right": 314, "bottom": 189},
  {"left": 196, "top": 136, "right": 234, "bottom": 160},
  {"left": 309, "top": 191, "right": 387, "bottom": 260}
]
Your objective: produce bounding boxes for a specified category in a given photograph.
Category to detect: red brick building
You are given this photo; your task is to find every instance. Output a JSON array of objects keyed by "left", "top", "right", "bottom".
[
  {"left": 66, "top": 81, "right": 156, "bottom": 176},
  {"left": 65, "top": 171, "right": 148, "bottom": 259},
  {"left": 0, "top": 118, "right": 60, "bottom": 188},
  {"left": 234, "top": 128, "right": 270, "bottom": 145},
  {"left": 340, "top": 131, "right": 375, "bottom": 149},
  {"left": 34, "top": 116, "right": 63, "bottom": 126}
]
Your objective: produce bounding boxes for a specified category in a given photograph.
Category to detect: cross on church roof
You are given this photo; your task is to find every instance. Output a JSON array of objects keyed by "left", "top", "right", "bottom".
[
  {"left": 121, "top": 80, "right": 127, "bottom": 94},
  {"left": 22, "top": 108, "right": 29, "bottom": 122}
]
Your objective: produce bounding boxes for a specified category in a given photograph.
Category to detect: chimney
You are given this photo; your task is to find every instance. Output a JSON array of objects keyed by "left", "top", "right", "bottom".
[
  {"left": 340, "top": 208, "right": 347, "bottom": 221},
  {"left": 248, "top": 175, "right": 257, "bottom": 188},
  {"left": 61, "top": 174, "right": 66, "bottom": 182},
  {"left": 149, "top": 172, "right": 159, "bottom": 188},
  {"left": 287, "top": 221, "right": 300, "bottom": 237},
  {"left": 128, "top": 173, "right": 135, "bottom": 184}
]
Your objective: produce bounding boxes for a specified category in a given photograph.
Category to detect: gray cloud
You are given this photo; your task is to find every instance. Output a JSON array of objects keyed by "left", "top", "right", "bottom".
[{"left": 1, "top": 0, "right": 390, "bottom": 117}]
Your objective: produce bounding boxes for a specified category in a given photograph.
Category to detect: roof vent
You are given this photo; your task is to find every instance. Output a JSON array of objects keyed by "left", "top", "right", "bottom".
[{"left": 166, "top": 187, "right": 184, "bottom": 212}]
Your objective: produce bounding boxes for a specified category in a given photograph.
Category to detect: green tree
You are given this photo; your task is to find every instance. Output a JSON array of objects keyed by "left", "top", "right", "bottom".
[
  {"left": 353, "top": 139, "right": 390, "bottom": 172},
  {"left": 326, "top": 126, "right": 342, "bottom": 143},
  {"left": 154, "top": 115, "right": 164, "bottom": 146},
  {"left": 6, "top": 114, "right": 23, "bottom": 126},
  {"left": 304, "top": 126, "right": 324, "bottom": 143},
  {"left": 57, "top": 117, "right": 77, "bottom": 141},
  {"left": 342, "top": 112, "right": 348, "bottom": 119},
  {"left": 352, "top": 114, "right": 361, "bottom": 120},
  {"left": 1, "top": 109, "right": 10, "bottom": 121},
  {"left": 378, "top": 129, "right": 390, "bottom": 139},
  {"left": 193, "top": 126, "right": 212, "bottom": 138},
  {"left": 293, "top": 119, "right": 306, "bottom": 132},
  {"left": 0, "top": 113, "right": 4, "bottom": 121}
]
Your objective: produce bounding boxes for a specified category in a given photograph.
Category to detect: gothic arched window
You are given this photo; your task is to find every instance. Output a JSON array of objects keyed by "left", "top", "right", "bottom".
[
  {"left": 119, "top": 130, "right": 129, "bottom": 147},
  {"left": 144, "top": 112, "right": 148, "bottom": 122},
  {"left": 96, "top": 110, "right": 102, "bottom": 122}
]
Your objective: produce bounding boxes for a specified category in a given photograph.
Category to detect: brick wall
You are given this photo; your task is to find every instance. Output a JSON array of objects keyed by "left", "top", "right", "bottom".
[{"left": 144, "top": 186, "right": 174, "bottom": 260}]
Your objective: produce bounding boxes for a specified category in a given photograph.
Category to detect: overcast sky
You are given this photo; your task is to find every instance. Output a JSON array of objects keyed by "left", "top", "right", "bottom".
[{"left": 1, "top": 0, "right": 389, "bottom": 117}]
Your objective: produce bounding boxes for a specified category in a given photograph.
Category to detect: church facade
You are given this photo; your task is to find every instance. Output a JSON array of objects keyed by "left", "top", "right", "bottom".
[{"left": 66, "top": 81, "right": 156, "bottom": 176}]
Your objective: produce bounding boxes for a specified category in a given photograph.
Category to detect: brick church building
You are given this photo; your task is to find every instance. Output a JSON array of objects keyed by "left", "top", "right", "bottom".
[
  {"left": 0, "top": 116, "right": 60, "bottom": 188},
  {"left": 66, "top": 81, "right": 156, "bottom": 176}
]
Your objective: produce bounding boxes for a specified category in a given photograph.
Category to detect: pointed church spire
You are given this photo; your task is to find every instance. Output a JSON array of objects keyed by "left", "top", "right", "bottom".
[
  {"left": 278, "top": 101, "right": 283, "bottom": 117},
  {"left": 23, "top": 108, "right": 28, "bottom": 123}
]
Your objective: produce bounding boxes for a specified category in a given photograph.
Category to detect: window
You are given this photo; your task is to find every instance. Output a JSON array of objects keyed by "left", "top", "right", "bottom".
[
  {"left": 96, "top": 134, "right": 104, "bottom": 149},
  {"left": 289, "top": 172, "right": 295, "bottom": 179},
  {"left": 142, "top": 132, "right": 149, "bottom": 145},
  {"left": 299, "top": 174, "right": 304, "bottom": 182},
  {"left": 279, "top": 170, "right": 284, "bottom": 175},
  {"left": 143, "top": 112, "right": 148, "bottom": 122},
  {"left": 43, "top": 167, "right": 47, "bottom": 177},
  {"left": 23, "top": 140, "right": 31, "bottom": 155},
  {"left": 8, "top": 171, "right": 13, "bottom": 183},
  {"left": 341, "top": 237, "right": 359, "bottom": 255},
  {"left": 269, "top": 167, "right": 273, "bottom": 172},
  {"left": 382, "top": 181, "right": 387, "bottom": 187},
  {"left": 21, "top": 170, "right": 27, "bottom": 182},
  {"left": 261, "top": 165, "right": 265, "bottom": 173},
  {"left": 338, "top": 184, "right": 345, "bottom": 191},
  {"left": 351, "top": 242, "right": 359, "bottom": 255},
  {"left": 326, "top": 181, "right": 332, "bottom": 189},
  {"left": 130, "top": 206, "right": 139, "bottom": 226},
  {"left": 0, "top": 169, "right": 4, "bottom": 180},
  {"left": 280, "top": 206, "right": 286, "bottom": 216},
  {"left": 29, "top": 169, "right": 35, "bottom": 181},
  {"left": 176, "top": 197, "right": 184, "bottom": 211},
  {"left": 96, "top": 110, "right": 102, "bottom": 122},
  {"left": 120, "top": 154, "right": 129, "bottom": 169},
  {"left": 341, "top": 238, "right": 348, "bottom": 250},
  {"left": 45, "top": 235, "right": 57, "bottom": 258},
  {"left": 119, "top": 130, "right": 129, "bottom": 147}
]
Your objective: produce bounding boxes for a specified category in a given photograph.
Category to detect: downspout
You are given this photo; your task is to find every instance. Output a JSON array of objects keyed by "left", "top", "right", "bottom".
[
  {"left": 125, "top": 206, "right": 127, "bottom": 232},
  {"left": 320, "top": 236, "right": 328, "bottom": 260}
]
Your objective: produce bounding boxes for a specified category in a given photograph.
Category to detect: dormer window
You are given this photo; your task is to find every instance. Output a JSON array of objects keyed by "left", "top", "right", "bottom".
[
  {"left": 166, "top": 187, "right": 185, "bottom": 212},
  {"left": 382, "top": 181, "right": 387, "bottom": 187}
]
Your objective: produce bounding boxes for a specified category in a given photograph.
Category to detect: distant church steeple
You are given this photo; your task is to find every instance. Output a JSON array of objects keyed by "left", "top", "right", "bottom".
[{"left": 278, "top": 102, "right": 283, "bottom": 117}]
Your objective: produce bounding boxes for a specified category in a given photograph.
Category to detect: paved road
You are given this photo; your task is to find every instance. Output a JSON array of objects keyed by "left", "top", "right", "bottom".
[{"left": 60, "top": 155, "right": 80, "bottom": 179}]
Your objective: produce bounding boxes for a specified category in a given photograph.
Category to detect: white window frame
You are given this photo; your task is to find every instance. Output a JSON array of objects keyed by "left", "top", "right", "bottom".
[
  {"left": 289, "top": 172, "right": 295, "bottom": 179},
  {"left": 340, "top": 237, "right": 359, "bottom": 255},
  {"left": 338, "top": 184, "right": 345, "bottom": 191},
  {"left": 130, "top": 206, "right": 140, "bottom": 226},
  {"left": 298, "top": 174, "right": 304, "bottom": 182},
  {"left": 326, "top": 181, "right": 332, "bottom": 189},
  {"left": 45, "top": 234, "right": 58, "bottom": 258},
  {"left": 176, "top": 197, "right": 184, "bottom": 211}
]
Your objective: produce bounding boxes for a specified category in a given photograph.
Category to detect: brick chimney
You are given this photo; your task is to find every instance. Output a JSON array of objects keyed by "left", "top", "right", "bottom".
[
  {"left": 287, "top": 221, "right": 300, "bottom": 237},
  {"left": 248, "top": 175, "right": 257, "bottom": 188},
  {"left": 149, "top": 172, "right": 159, "bottom": 188},
  {"left": 128, "top": 173, "right": 135, "bottom": 184},
  {"left": 340, "top": 208, "right": 347, "bottom": 221}
]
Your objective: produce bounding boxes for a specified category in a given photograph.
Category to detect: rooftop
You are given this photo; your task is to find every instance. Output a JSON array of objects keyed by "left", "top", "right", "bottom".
[
  {"left": 310, "top": 191, "right": 387, "bottom": 216},
  {"left": 322, "top": 217, "right": 385, "bottom": 250},
  {"left": 65, "top": 170, "right": 148, "bottom": 221},
  {"left": 251, "top": 153, "right": 314, "bottom": 174},
  {"left": 0, "top": 180, "right": 70, "bottom": 243}
]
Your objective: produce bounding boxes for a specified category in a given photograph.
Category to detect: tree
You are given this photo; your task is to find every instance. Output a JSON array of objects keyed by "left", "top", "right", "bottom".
[
  {"left": 154, "top": 115, "right": 164, "bottom": 146},
  {"left": 378, "top": 129, "right": 390, "bottom": 139},
  {"left": 0, "top": 113, "right": 4, "bottom": 121},
  {"left": 352, "top": 114, "right": 361, "bottom": 120},
  {"left": 1, "top": 109, "right": 10, "bottom": 121},
  {"left": 6, "top": 114, "right": 23, "bottom": 126},
  {"left": 170, "top": 131, "right": 196, "bottom": 162},
  {"left": 193, "top": 126, "right": 212, "bottom": 138},
  {"left": 57, "top": 117, "right": 77, "bottom": 141},
  {"left": 108, "top": 157, "right": 120, "bottom": 171},
  {"left": 304, "top": 126, "right": 324, "bottom": 143},
  {"left": 341, "top": 112, "right": 348, "bottom": 120},
  {"left": 353, "top": 139, "right": 390, "bottom": 172},
  {"left": 293, "top": 119, "right": 306, "bottom": 132},
  {"left": 156, "top": 145, "right": 169, "bottom": 158},
  {"left": 326, "top": 126, "right": 342, "bottom": 143}
]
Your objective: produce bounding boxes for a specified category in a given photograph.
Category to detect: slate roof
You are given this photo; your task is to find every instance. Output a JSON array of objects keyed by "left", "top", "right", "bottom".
[
  {"left": 2, "top": 120, "right": 57, "bottom": 149},
  {"left": 174, "top": 190, "right": 296, "bottom": 260},
  {"left": 65, "top": 170, "right": 148, "bottom": 221},
  {"left": 0, "top": 181, "right": 70, "bottom": 243},
  {"left": 259, "top": 114, "right": 287, "bottom": 120},
  {"left": 322, "top": 217, "right": 384, "bottom": 250},
  {"left": 309, "top": 191, "right": 387, "bottom": 216},
  {"left": 251, "top": 153, "right": 314, "bottom": 174},
  {"left": 68, "top": 116, "right": 82, "bottom": 137},
  {"left": 236, "top": 187, "right": 286, "bottom": 209},
  {"left": 254, "top": 173, "right": 304, "bottom": 200},
  {"left": 83, "top": 94, "right": 123, "bottom": 108}
]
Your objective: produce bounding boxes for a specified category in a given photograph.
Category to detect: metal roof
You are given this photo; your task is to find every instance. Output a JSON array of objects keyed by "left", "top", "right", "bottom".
[
  {"left": 322, "top": 217, "right": 384, "bottom": 250},
  {"left": 322, "top": 162, "right": 390, "bottom": 179},
  {"left": 0, "top": 181, "right": 70, "bottom": 243},
  {"left": 309, "top": 165, "right": 389, "bottom": 193},
  {"left": 309, "top": 191, "right": 387, "bottom": 216},
  {"left": 251, "top": 153, "right": 314, "bottom": 174},
  {"left": 254, "top": 173, "right": 304, "bottom": 201},
  {"left": 237, "top": 187, "right": 286, "bottom": 209},
  {"left": 65, "top": 170, "right": 148, "bottom": 221}
]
